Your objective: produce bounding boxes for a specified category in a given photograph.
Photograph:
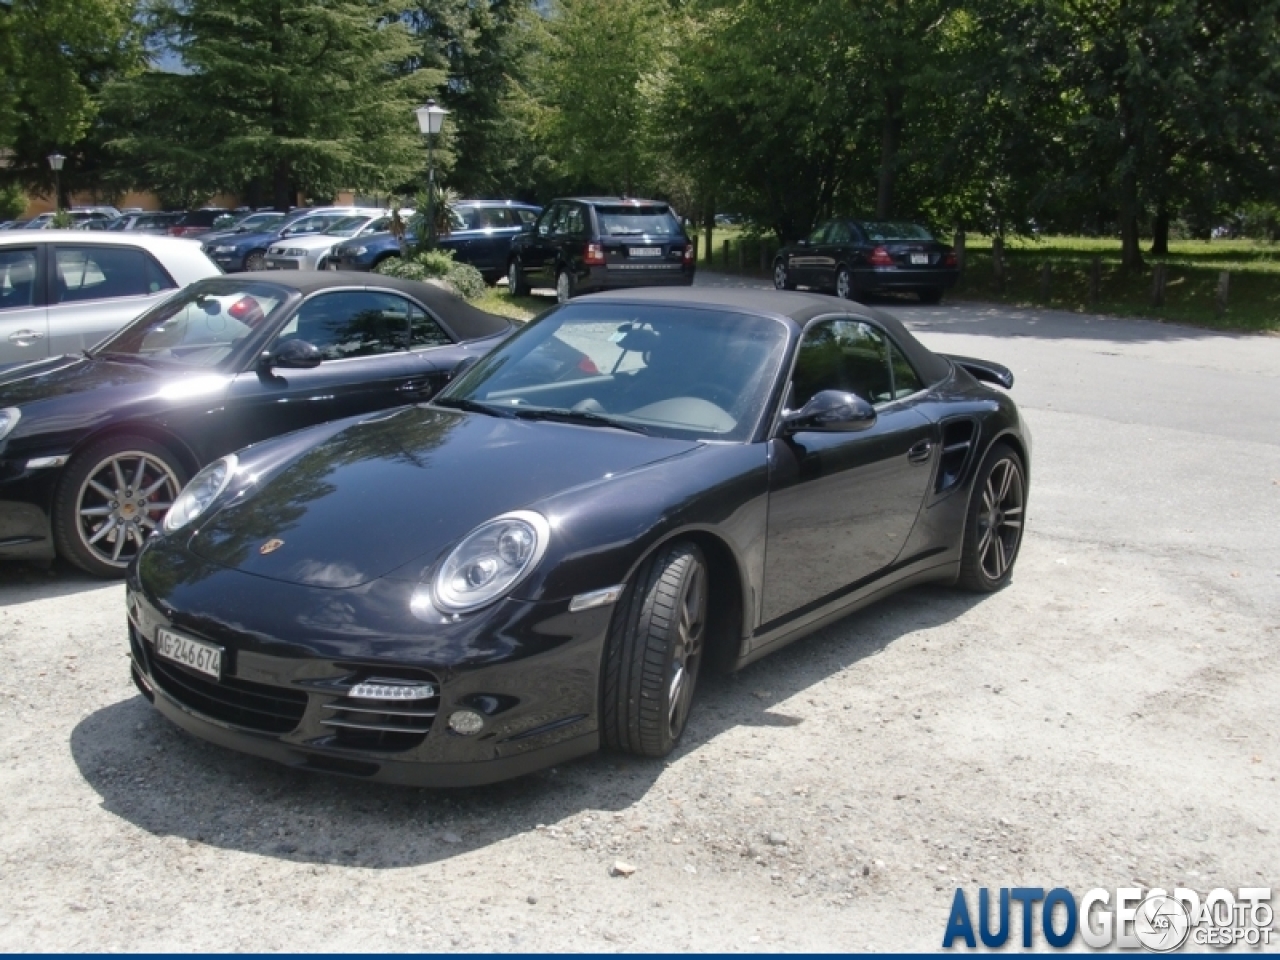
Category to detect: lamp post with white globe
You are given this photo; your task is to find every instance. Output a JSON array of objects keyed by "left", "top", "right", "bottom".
[{"left": 414, "top": 99, "right": 449, "bottom": 249}]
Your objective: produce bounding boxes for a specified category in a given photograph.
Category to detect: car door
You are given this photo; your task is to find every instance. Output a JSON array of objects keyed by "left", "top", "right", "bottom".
[
  {"left": 47, "top": 243, "right": 179, "bottom": 357},
  {"left": 0, "top": 244, "right": 47, "bottom": 367},
  {"left": 526, "top": 203, "right": 567, "bottom": 286},
  {"left": 760, "top": 316, "right": 936, "bottom": 626},
  {"left": 788, "top": 223, "right": 830, "bottom": 287},
  {"left": 815, "top": 221, "right": 854, "bottom": 289},
  {"left": 220, "top": 288, "right": 423, "bottom": 451},
  {"left": 406, "top": 300, "right": 469, "bottom": 400}
]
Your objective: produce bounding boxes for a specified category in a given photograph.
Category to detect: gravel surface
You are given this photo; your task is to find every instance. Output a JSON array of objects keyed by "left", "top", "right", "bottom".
[{"left": 1, "top": 285, "right": 1277, "bottom": 951}]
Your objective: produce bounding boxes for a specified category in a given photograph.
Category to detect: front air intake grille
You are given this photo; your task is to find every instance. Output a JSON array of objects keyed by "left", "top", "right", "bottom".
[
  {"left": 315, "top": 671, "right": 440, "bottom": 753},
  {"left": 150, "top": 658, "right": 308, "bottom": 734}
]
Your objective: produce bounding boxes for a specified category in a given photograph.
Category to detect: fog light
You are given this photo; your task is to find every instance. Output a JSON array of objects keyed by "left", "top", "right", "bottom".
[{"left": 448, "top": 709, "right": 485, "bottom": 735}]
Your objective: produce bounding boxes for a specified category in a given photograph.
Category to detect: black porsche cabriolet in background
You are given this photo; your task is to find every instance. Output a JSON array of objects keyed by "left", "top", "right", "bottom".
[
  {"left": 0, "top": 273, "right": 511, "bottom": 576},
  {"left": 127, "top": 287, "right": 1030, "bottom": 787},
  {"left": 773, "top": 219, "right": 960, "bottom": 303}
]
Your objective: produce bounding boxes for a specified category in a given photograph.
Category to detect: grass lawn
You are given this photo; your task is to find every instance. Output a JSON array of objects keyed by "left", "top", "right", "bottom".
[{"left": 473, "top": 286, "right": 547, "bottom": 322}]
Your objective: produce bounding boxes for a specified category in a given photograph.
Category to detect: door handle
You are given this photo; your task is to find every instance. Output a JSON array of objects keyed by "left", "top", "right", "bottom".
[
  {"left": 907, "top": 440, "right": 933, "bottom": 464},
  {"left": 8, "top": 330, "right": 45, "bottom": 343}
]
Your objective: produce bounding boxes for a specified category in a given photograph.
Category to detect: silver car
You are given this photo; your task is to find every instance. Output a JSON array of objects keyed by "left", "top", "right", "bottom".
[
  {"left": 0, "top": 232, "right": 221, "bottom": 367},
  {"left": 264, "top": 210, "right": 402, "bottom": 271}
]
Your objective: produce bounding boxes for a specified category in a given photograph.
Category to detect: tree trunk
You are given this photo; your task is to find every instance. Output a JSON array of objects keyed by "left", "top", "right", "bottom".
[
  {"left": 875, "top": 84, "right": 904, "bottom": 219},
  {"left": 702, "top": 195, "right": 715, "bottom": 270},
  {"left": 272, "top": 160, "right": 292, "bottom": 212},
  {"left": 1150, "top": 206, "right": 1170, "bottom": 255}
]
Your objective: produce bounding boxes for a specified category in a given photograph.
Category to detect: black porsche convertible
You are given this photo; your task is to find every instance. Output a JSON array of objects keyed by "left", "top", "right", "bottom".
[
  {"left": 0, "top": 273, "right": 511, "bottom": 576},
  {"left": 127, "top": 287, "right": 1030, "bottom": 786}
]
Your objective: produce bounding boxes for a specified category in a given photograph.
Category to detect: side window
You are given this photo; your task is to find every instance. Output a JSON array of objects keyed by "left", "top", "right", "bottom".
[
  {"left": 827, "top": 222, "right": 852, "bottom": 245},
  {"left": 475, "top": 208, "right": 511, "bottom": 230},
  {"left": 410, "top": 303, "right": 452, "bottom": 348},
  {"left": 564, "top": 205, "right": 586, "bottom": 238},
  {"left": 54, "top": 245, "right": 175, "bottom": 303},
  {"left": 792, "top": 319, "right": 893, "bottom": 407},
  {"left": 515, "top": 209, "right": 539, "bottom": 226},
  {"left": 888, "top": 341, "right": 923, "bottom": 398},
  {"left": 0, "top": 248, "right": 38, "bottom": 311},
  {"left": 279, "top": 291, "right": 411, "bottom": 360},
  {"left": 550, "top": 205, "right": 574, "bottom": 237},
  {"left": 536, "top": 204, "right": 560, "bottom": 237},
  {"left": 806, "top": 223, "right": 829, "bottom": 245}
]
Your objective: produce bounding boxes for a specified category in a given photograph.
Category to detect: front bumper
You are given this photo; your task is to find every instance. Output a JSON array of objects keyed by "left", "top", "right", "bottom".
[
  {"left": 0, "top": 459, "right": 60, "bottom": 559},
  {"left": 127, "top": 539, "right": 610, "bottom": 786},
  {"left": 264, "top": 256, "right": 304, "bottom": 271},
  {"left": 210, "top": 253, "right": 246, "bottom": 272}
]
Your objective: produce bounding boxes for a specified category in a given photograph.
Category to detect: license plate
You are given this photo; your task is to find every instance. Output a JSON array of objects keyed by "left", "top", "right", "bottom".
[
  {"left": 155, "top": 627, "right": 223, "bottom": 679},
  {"left": 910, "top": 253, "right": 929, "bottom": 265},
  {"left": 630, "top": 247, "right": 662, "bottom": 257}
]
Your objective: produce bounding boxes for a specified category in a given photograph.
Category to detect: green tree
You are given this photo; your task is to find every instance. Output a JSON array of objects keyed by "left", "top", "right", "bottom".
[
  {"left": 0, "top": 0, "right": 142, "bottom": 202},
  {"left": 105, "top": 0, "right": 439, "bottom": 208}
]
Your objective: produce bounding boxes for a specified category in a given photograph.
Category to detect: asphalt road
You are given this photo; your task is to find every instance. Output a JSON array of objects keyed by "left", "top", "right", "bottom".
[{"left": 0, "top": 280, "right": 1276, "bottom": 950}]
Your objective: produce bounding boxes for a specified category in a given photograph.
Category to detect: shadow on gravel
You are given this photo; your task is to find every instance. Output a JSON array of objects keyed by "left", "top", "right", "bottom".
[
  {"left": 0, "top": 558, "right": 119, "bottom": 603},
  {"left": 69, "top": 582, "right": 983, "bottom": 869}
]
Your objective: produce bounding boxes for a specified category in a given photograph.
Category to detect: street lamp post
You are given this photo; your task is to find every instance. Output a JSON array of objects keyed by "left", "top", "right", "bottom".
[
  {"left": 47, "top": 153, "right": 66, "bottom": 216},
  {"left": 413, "top": 99, "right": 449, "bottom": 249}
]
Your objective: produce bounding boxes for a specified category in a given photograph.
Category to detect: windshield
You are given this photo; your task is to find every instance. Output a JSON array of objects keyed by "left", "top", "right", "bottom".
[
  {"left": 438, "top": 302, "right": 788, "bottom": 442},
  {"left": 597, "top": 206, "right": 681, "bottom": 237},
  {"left": 325, "top": 215, "right": 378, "bottom": 237},
  {"left": 858, "top": 221, "right": 934, "bottom": 242},
  {"left": 94, "top": 281, "right": 286, "bottom": 369},
  {"left": 285, "top": 213, "right": 349, "bottom": 236}
]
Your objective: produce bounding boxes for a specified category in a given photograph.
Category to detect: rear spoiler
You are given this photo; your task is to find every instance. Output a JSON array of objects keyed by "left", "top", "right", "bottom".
[{"left": 943, "top": 354, "right": 1014, "bottom": 389}]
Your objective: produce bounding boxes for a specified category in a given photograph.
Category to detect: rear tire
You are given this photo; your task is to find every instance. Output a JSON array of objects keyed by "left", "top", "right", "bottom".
[
  {"left": 958, "top": 442, "right": 1026, "bottom": 592},
  {"left": 834, "top": 265, "right": 855, "bottom": 300},
  {"left": 555, "top": 267, "right": 576, "bottom": 303},
  {"left": 773, "top": 259, "right": 795, "bottom": 291},
  {"left": 918, "top": 287, "right": 944, "bottom": 304},
  {"left": 601, "top": 541, "right": 708, "bottom": 758},
  {"left": 53, "top": 434, "right": 187, "bottom": 578},
  {"left": 508, "top": 259, "right": 530, "bottom": 296}
]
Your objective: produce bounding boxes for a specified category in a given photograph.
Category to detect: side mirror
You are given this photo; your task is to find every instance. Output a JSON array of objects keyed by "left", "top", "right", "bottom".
[
  {"left": 262, "top": 339, "right": 322, "bottom": 370},
  {"left": 779, "top": 390, "right": 876, "bottom": 435}
]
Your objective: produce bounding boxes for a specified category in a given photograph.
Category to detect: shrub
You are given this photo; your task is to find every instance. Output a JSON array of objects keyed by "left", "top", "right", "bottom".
[
  {"left": 374, "top": 247, "right": 488, "bottom": 302},
  {"left": 0, "top": 184, "right": 26, "bottom": 221}
]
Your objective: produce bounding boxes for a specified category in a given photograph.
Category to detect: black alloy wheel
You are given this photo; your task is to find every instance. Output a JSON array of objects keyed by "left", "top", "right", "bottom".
[
  {"left": 834, "top": 265, "right": 855, "bottom": 300},
  {"left": 53, "top": 434, "right": 187, "bottom": 578},
  {"left": 508, "top": 259, "right": 530, "bottom": 296},
  {"left": 958, "top": 443, "right": 1026, "bottom": 592},
  {"left": 773, "top": 259, "right": 795, "bottom": 291},
  {"left": 244, "top": 250, "right": 267, "bottom": 272},
  {"left": 601, "top": 541, "right": 709, "bottom": 757}
]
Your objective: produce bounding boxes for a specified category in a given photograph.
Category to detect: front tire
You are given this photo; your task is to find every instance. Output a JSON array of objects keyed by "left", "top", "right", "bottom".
[
  {"left": 53, "top": 435, "right": 187, "bottom": 578},
  {"left": 243, "top": 250, "right": 267, "bottom": 272},
  {"left": 773, "top": 259, "right": 795, "bottom": 291},
  {"left": 958, "top": 443, "right": 1026, "bottom": 592},
  {"left": 601, "top": 541, "right": 708, "bottom": 757},
  {"left": 508, "top": 259, "right": 530, "bottom": 296}
]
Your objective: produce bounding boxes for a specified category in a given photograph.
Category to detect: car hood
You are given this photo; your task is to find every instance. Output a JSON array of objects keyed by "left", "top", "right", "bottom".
[
  {"left": 186, "top": 406, "right": 701, "bottom": 589},
  {"left": 0, "top": 353, "right": 225, "bottom": 416}
]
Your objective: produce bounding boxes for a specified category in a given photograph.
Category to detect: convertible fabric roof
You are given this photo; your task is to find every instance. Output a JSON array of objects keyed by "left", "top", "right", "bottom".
[
  {"left": 213, "top": 271, "right": 512, "bottom": 343},
  {"left": 583, "top": 286, "right": 953, "bottom": 386}
]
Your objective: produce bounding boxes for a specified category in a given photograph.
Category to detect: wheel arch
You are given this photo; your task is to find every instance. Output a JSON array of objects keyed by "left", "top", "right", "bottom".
[
  {"left": 67, "top": 423, "right": 200, "bottom": 481},
  {"left": 986, "top": 428, "right": 1029, "bottom": 486},
  {"left": 618, "top": 525, "right": 749, "bottom": 675}
]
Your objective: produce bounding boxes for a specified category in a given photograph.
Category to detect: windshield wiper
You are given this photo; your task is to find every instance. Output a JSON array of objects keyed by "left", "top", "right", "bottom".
[
  {"left": 510, "top": 407, "right": 649, "bottom": 434},
  {"left": 433, "top": 396, "right": 515, "bottom": 418}
]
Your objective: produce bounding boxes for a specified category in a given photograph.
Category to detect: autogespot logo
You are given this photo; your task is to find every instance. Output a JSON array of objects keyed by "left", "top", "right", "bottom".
[{"left": 942, "top": 886, "right": 1273, "bottom": 950}]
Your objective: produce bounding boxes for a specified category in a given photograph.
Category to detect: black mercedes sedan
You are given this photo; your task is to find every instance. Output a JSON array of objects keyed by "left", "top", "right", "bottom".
[
  {"left": 127, "top": 287, "right": 1030, "bottom": 787},
  {"left": 774, "top": 219, "right": 960, "bottom": 303},
  {"left": 0, "top": 273, "right": 511, "bottom": 576}
]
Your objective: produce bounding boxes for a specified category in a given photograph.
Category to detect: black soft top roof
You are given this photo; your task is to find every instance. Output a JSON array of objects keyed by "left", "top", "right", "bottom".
[{"left": 199, "top": 271, "right": 512, "bottom": 343}]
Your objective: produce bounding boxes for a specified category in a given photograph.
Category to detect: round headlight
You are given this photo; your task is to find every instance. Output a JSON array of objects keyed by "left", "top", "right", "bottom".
[
  {"left": 433, "top": 510, "right": 550, "bottom": 613},
  {"left": 0, "top": 407, "right": 21, "bottom": 444},
  {"left": 163, "top": 454, "right": 237, "bottom": 534}
]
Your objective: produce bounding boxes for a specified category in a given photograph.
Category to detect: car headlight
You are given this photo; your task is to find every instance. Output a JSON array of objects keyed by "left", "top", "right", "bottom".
[
  {"left": 0, "top": 407, "right": 20, "bottom": 444},
  {"left": 433, "top": 510, "right": 550, "bottom": 613},
  {"left": 352, "top": 246, "right": 368, "bottom": 256},
  {"left": 283, "top": 248, "right": 305, "bottom": 257},
  {"left": 163, "top": 455, "right": 237, "bottom": 534},
  {"left": 214, "top": 245, "right": 236, "bottom": 253}
]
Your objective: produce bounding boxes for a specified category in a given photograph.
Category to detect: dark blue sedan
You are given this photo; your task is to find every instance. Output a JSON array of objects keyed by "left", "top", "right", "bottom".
[
  {"left": 205, "top": 208, "right": 381, "bottom": 272},
  {"left": 330, "top": 201, "right": 541, "bottom": 282}
]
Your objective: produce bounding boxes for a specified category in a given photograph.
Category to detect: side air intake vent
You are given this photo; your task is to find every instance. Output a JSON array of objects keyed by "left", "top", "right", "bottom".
[{"left": 936, "top": 418, "right": 976, "bottom": 493}]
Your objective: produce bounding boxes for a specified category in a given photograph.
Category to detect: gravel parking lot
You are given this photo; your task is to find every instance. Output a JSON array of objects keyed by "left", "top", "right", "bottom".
[{"left": 1, "top": 279, "right": 1277, "bottom": 951}]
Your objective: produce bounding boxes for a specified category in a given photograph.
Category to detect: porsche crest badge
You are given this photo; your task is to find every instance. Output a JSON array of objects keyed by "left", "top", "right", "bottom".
[{"left": 259, "top": 538, "right": 285, "bottom": 555}]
